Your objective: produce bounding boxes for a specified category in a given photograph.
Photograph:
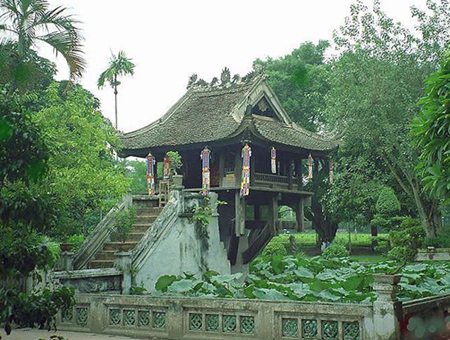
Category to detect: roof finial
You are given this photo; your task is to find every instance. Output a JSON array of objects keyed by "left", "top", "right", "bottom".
[
  {"left": 220, "top": 67, "right": 231, "bottom": 85},
  {"left": 187, "top": 74, "right": 198, "bottom": 89}
]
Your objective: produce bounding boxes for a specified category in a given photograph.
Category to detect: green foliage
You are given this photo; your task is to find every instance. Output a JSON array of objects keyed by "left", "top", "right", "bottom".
[
  {"left": 153, "top": 256, "right": 450, "bottom": 303},
  {"left": 0, "top": 286, "right": 75, "bottom": 335},
  {"left": 0, "top": 230, "right": 54, "bottom": 278},
  {"left": 376, "top": 187, "right": 401, "bottom": 216},
  {"left": 33, "top": 82, "right": 129, "bottom": 238},
  {"left": 166, "top": 151, "right": 183, "bottom": 172},
  {"left": 190, "top": 197, "right": 213, "bottom": 250},
  {"left": 0, "top": 0, "right": 86, "bottom": 81},
  {"left": 327, "top": 0, "right": 449, "bottom": 236},
  {"left": 254, "top": 41, "right": 330, "bottom": 131},
  {"left": 412, "top": 53, "right": 450, "bottom": 202},
  {"left": 98, "top": 51, "right": 135, "bottom": 89},
  {"left": 262, "top": 242, "right": 287, "bottom": 257},
  {"left": 322, "top": 244, "right": 349, "bottom": 259},
  {"left": 123, "top": 159, "right": 148, "bottom": 195},
  {"left": 130, "top": 285, "right": 147, "bottom": 295},
  {"left": 388, "top": 217, "right": 425, "bottom": 262},
  {"left": 66, "top": 234, "right": 85, "bottom": 252},
  {"left": 111, "top": 208, "right": 136, "bottom": 243},
  {"left": 423, "top": 226, "right": 450, "bottom": 248}
]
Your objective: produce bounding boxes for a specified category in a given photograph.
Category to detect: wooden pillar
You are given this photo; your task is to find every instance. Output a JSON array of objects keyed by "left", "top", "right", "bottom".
[
  {"left": 296, "top": 158, "right": 303, "bottom": 189},
  {"left": 234, "top": 147, "right": 242, "bottom": 187},
  {"left": 295, "top": 198, "right": 305, "bottom": 232},
  {"left": 235, "top": 191, "right": 246, "bottom": 236},
  {"left": 254, "top": 204, "right": 261, "bottom": 221},
  {"left": 250, "top": 148, "right": 256, "bottom": 186},
  {"left": 288, "top": 159, "right": 294, "bottom": 190},
  {"left": 219, "top": 151, "right": 225, "bottom": 187},
  {"left": 268, "top": 194, "right": 279, "bottom": 234}
]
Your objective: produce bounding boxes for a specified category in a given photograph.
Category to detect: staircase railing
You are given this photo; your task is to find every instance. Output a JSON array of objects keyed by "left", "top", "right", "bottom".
[{"left": 73, "top": 194, "right": 133, "bottom": 270}]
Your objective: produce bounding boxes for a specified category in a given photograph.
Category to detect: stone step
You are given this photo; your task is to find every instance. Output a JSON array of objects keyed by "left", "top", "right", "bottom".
[
  {"left": 132, "top": 223, "right": 153, "bottom": 233},
  {"left": 89, "top": 260, "right": 114, "bottom": 269},
  {"left": 135, "top": 206, "right": 161, "bottom": 215},
  {"left": 103, "top": 242, "right": 138, "bottom": 251},
  {"left": 95, "top": 250, "right": 116, "bottom": 261},
  {"left": 127, "top": 232, "right": 147, "bottom": 242},
  {"left": 132, "top": 196, "right": 160, "bottom": 208},
  {"left": 135, "top": 215, "right": 157, "bottom": 223}
]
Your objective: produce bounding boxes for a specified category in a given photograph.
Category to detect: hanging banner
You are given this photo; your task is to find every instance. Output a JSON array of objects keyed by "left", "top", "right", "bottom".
[
  {"left": 329, "top": 160, "right": 334, "bottom": 183},
  {"left": 200, "top": 147, "right": 211, "bottom": 195},
  {"left": 146, "top": 153, "right": 156, "bottom": 196},
  {"left": 271, "top": 147, "right": 277, "bottom": 174},
  {"left": 240, "top": 143, "right": 252, "bottom": 196},
  {"left": 308, "top": 153, "right": 313, "bottom": 179},
  {"left": 163, "top": 156, "right": 170, "bottom": 179}
]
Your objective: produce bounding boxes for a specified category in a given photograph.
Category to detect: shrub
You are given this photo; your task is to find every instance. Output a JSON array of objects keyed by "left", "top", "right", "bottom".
[
  {"left": 376, "top": 187, "right": 400, "bottom": 216},
  {"left": 111, "top": 208, "right": 136, "bottom": 243},
  {"left": 388, "top": 217, "right": 425, "bottom": 262},
  {"left": 387, "top": 246, "right": 416, "bottom": 262},
  {"left": 322, "top": 244, "right": 349, "bottom": 259},
  {"left": 262, "top": 242, "right": 287, "bottom": 256},
  {"left": 66, "top": 234, "right": 85, "bottom": 252},
  {"left": 423, "top": 226, "right": 450, "bottom": 248}
]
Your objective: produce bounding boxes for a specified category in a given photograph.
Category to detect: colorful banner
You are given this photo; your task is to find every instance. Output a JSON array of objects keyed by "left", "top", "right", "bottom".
[
  {"left": 200, "top": 147, "right": 211, "bottom": 195},
  {"left": 271, "top": 147, "right": 277, "bottom": 174},
  {"left": 329, "top": 159, "right": 334, "bottom": 183},
  {"left": 240, "top": 143, "right": 252, "bottom": 196},
  {"left": 146, "top": 153, "right": 156, "bottom": 196},
  {"left": 308, "top": 153, "right": 313, "bottom": 179}
]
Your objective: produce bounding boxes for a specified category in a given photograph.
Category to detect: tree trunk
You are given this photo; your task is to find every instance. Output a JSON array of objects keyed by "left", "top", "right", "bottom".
[
  {"left": 411, "top": 179, "right": 442, "bottom": 237},
  {"left": 308, "top": 196, "right": 338, "bottom": 245},
  {"left": 114, "top": 75, "right": 118, "bottom": 130}
]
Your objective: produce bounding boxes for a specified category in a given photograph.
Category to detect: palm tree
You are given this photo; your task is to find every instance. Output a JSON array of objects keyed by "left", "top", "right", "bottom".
[
  {"left": 97, "top": 50, "right": 135, "bottom": 130},
  {"left": 0, "top": 0, "right": 86, "bottom": 80}
]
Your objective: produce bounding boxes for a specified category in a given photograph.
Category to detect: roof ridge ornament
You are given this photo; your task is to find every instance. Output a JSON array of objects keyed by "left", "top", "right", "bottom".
[{"left": 186, "top": 67, "right": 266, "bottom": 90}]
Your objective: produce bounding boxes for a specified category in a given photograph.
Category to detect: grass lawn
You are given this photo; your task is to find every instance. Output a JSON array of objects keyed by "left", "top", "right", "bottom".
[
  {"left": 271, "top": 231, "right": 389, "bottom": 247},
  {"left": 266, "top": 231, "right": 389, "bottom": 263},
  {"left": 350, "top": 254, "right": 386, "bottom": 263}
]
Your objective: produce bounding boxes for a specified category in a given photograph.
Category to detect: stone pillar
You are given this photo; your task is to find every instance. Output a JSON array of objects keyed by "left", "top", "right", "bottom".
[
  {"left": 373, "top": 274, "right": 402, "bottom": 340},
  {"left": 114, "top": 252, "right": 132, "bottom": 294},
  {"left": 231, "top": 236, "right": 249, "bottom": 278},
  {"left": 90, "top": 295, "right": 107, "bottom": 333},
  {"left": 59, "top": 251, "right": 75, "bottom": 271}
]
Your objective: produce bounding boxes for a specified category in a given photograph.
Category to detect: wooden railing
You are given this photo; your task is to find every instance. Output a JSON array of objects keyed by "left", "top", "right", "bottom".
[{"left": 254, "top": 173, "right": 289, "bottom": 184}]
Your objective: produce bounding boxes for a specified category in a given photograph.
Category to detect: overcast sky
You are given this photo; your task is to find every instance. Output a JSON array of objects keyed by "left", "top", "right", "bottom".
[{"left": 39, "top": 0, "right": 427, "bottom": 133}]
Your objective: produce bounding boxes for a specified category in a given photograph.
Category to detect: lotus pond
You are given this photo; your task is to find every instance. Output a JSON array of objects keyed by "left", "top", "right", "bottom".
[{"left": 151, "top": 256, "right": 450, "bottom": 303}]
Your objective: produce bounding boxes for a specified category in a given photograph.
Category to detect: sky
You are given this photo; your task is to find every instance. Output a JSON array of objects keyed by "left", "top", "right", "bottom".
[{"left": 38, "top": 0, "right": 427, "bottom": 133}]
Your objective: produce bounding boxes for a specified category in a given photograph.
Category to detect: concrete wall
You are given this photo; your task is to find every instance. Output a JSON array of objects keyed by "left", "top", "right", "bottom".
[
  {"left": 133, "top": 190, "right": 230, "bottom": 291},
  {"left": 56, "top": 275, "right": 409, "bottom": 340}
]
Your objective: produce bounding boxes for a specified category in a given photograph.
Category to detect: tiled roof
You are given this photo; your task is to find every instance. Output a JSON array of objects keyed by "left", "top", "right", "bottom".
[{"left": 121, "top": 78, "right": 338, "bottom": 155}]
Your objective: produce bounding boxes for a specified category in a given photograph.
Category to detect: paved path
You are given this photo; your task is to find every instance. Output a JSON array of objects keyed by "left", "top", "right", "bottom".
[{"left": 0, "top": 328, "right": 160, "bottom": 340}]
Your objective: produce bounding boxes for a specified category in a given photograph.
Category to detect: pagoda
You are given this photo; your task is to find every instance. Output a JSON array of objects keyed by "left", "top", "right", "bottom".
[{"left": 121, "top": 70, "right": 338, "bottom": 273}]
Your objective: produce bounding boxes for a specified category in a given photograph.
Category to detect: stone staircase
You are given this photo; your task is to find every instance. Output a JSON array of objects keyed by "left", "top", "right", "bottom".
[{"left": 88, "top": 196, "right": 161, "bottom": 269}]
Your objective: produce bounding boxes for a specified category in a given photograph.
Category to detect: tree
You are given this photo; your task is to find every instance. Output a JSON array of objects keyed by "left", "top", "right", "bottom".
[
  {"left": 412, "top": 52, "right": 450, "bottom": 203},
  {"left": 0, "top": 0, "right": 86, "bottom": 81},
  {"left": 254, "top": 41, "right": 330, "bottom": 132},
  {"left": 254, "top": 41, "right": 337, "bottom": 243},
  {"left": 33, "top": 82, "right": 129, "bottom": 238},
  {"left": 98, "top": 50, "right": 135, "bottom": 130},
  {"left": 327, "top": 0, "right": 450, "bottom": 236}
]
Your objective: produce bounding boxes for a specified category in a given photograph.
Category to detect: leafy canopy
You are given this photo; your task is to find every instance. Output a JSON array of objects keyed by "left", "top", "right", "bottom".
[
  {"left": 0, "top": 0, "right": 86, "bottom": 80},
  {"left": 412, "top": 52, "right": 450, "bottom": 203}
]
